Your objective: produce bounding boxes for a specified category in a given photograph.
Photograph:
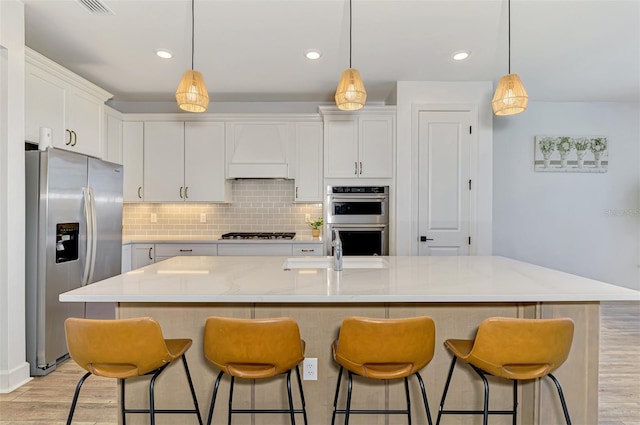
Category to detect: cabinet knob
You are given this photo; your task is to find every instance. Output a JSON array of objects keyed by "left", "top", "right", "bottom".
[
  {"left": 185, "top": 187, "right": 189, "bottom": 199},
  {"left": 71, "top": 130, "right": 77, "bottom": 146},
  {"left": 301, "top": 249, "right": 315, "bottom": 253},
  {"left": 65, "top": 129, "right": 72, "bottom": 146},
  {"left": 354, "top": 162, "right": 358, "bottom": 175},
  {"left": 179, "top": 187, "right": 184, "bottom": 199},
  {"left": 137, "top": 187, "right": 142, "bottom": 199},
  {"left": 148, "top": 247, "right": 153, "bottom": 260},
  {"left": 359, "top": 161, "right": 363, "bottom": 175}
]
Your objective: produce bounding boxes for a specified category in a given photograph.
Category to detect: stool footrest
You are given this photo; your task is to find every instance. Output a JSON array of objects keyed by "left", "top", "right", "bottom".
[
  {"left": 334, "top": 409, "right": 410, "bottom": 415},
  {"left": 439, "top": 409, "right": 515, "bottom": 415},
  {"left": 124, "top": 408, "right": 201, "bottom": 414},
  {"left": 230, "top": 408, "right": 306, "bottom": 414}
]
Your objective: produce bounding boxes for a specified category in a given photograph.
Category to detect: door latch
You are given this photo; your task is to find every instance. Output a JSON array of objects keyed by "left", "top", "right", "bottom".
[{"left": 420, "top": 236, "right": 434, "bottom": 242}]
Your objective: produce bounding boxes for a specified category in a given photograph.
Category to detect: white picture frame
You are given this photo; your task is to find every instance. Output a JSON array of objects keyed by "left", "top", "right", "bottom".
[{"left": 534, "top": 135, "right": 608, "bottom": 173}]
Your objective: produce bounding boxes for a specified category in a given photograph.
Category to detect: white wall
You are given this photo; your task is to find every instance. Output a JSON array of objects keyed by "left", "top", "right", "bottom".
[
  {"left": 395, "top": 81, "right": 494, "bottom": 255},
  {"left": 493, "top": 101, "right": 640, "bottom": 290},
  {"left": 0, "top": 0, "right": 30, "bottom": 393}
]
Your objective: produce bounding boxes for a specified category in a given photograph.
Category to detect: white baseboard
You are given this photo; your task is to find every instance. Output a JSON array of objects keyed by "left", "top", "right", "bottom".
[{"left": 0, "top": 362, "right": 32, "bottom": 393}]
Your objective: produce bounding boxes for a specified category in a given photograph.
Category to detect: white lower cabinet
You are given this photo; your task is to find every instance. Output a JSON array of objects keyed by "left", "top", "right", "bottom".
[
  {"left": 121, "top": 244, "right": 132, "bottom": 273},
  {"left": 131, "top": 244, "right": 155, "bottom": 270},
  {"left": 292, "top": 244, "right": 323, "bottom": 256},
  {"left": 217, "top": 243, "right": 293, "bottom": 256},
  {"left": 154, "top": 243, "right": 218, "bottom": 262}
]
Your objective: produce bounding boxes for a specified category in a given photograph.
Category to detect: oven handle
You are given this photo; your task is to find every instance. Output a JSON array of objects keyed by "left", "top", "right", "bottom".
[
  {"left": 329, "top": 194, "right": 388, "bottom": 201},
  {"left": 329, "top": 224, "right": 388, "bottom": 229}
]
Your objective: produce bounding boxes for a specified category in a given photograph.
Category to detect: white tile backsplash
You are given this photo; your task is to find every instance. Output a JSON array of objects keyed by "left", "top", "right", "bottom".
[{"left": 123, "top": 179, "right": 323, "bottom": 239}]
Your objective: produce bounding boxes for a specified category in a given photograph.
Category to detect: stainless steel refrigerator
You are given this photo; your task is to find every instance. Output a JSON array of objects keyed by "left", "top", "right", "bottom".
[{"left": 25, "top": 148, "right": 122, "bottom": 376}]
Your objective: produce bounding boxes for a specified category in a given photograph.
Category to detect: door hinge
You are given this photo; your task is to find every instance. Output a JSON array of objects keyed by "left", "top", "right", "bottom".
[
  {"left": 468, "top": 179, "right": 472, "bottom": 190},
  {"left": 469, "top": 126, "right": 472, "bottom": 134},
  {"left": 468, "top": 236, "right": 471, "bottom": 245}
]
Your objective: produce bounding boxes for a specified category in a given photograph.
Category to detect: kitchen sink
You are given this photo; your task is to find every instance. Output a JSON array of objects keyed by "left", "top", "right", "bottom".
[{"left": 282, "top": 257, "right": 388, "bottom": 270}]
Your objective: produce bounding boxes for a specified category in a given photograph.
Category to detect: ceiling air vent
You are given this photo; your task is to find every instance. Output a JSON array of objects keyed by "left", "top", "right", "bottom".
[{"left": 76, "top": 0, "right": 114, "bottom": 15}]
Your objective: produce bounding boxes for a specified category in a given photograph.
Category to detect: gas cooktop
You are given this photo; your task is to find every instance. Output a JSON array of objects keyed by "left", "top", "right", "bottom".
[{"left": 220, "top": 232, "right": 296, "bottom": 240}]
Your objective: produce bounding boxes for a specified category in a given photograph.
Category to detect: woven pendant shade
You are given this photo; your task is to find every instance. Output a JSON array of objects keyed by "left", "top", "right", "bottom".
[
  {"left": 335, "top": 68, "right": 367, "bottom": 111},
  {"left": 176, "top": 70, "right": 209, "bottom": 113},
  {"left": 492, "top": 73, "right": 528, "bottom": 116}
]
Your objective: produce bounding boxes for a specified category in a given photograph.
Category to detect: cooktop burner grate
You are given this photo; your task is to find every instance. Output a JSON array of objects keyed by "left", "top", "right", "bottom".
[{"left": 220, "top": 232, "right": 296, "bottom": 240}]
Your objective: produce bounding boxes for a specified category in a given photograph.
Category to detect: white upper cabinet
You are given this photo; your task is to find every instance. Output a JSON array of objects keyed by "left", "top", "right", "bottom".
[
  {"left": 323, "top": 110, "right": 394, "bottom": 179},
  {"left": 122, "top": 121, "right": 144, "bottom": 202},
  {"left": 141, "top": 121, "right": 230, "bottom": 203},
  {"left": 294, "top": 122, "right": 323, "bottom": 202},
  {"left": 25, "top": 48, "right": 112, "bottom": 159},
  {"left": 226, "top": 121, "right": 292, "bottom": 179},
  {"left": 143, "top": 121, "right": 185, "bottom": 202},
  {"left": 105, "top": 108, "right": 123, "bottom": 164},
  {"left": 185, "top": 122, "right": 230, "bottom": 202}
]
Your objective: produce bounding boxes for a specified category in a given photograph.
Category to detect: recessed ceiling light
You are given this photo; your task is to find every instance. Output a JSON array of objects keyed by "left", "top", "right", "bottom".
[
  {"left": 452, "top": 50, "right": 471, "bottom": 61},
  {"left": 155, "top": 48, "right": 173, "bottom": 59},
  {"left": 305, "top": 50, "right": 322, "bottom": 60}
]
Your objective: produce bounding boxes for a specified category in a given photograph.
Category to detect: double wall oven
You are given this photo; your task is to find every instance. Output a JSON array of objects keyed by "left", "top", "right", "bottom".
[{"left": 325, "top": 186, "right": 389, "bottom": 256}]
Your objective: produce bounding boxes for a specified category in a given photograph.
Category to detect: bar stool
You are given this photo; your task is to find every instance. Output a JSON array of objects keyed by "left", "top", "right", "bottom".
[
  {"left": 64, "top": 317, "right": 203, "bottom": 425},
  {"left": 331, "top": 316, "right": 436, "bottom": 425},
  {"left": 436, "top": 317, "right": 574, "bottom": 425},
  {"left": 203, "top": 316, "right": 308, "bottom": 425}
]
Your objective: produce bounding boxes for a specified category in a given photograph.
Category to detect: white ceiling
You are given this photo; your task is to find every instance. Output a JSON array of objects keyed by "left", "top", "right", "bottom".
[{"left": 22, "top": 0, "right": 640, "bottom": 106}]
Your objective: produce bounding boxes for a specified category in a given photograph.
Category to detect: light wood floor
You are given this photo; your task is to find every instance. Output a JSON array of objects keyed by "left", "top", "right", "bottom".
[{"left": 1, "top": 302, "right": 638, "bottom": 425}]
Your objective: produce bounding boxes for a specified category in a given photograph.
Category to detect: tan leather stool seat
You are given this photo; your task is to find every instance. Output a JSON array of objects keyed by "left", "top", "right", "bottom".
[
  {"left": 331, "top": 316, "right": 436, "bottom": 425},
  {"left": 436, "top": 317, "right": 575, "bottom": 425},
  {"left": 64, "top": 317, "right": 202, "bottom": 425},
  {"left": 203, "top": 316, "right": 308, "bottom": 425}
]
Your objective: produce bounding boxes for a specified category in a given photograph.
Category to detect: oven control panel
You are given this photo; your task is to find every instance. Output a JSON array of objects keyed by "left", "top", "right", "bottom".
[{"left": 329, "top": 186, "right": 388, "bottom": 194}]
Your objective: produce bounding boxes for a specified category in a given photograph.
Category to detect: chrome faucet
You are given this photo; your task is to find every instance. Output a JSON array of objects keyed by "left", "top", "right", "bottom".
[{"left": 332, "top": 229, "right": 343, "bottom": 271}]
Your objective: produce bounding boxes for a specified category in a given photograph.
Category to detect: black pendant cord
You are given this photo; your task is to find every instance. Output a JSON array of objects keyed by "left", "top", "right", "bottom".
[
  {"left": 507, "top": 0, "right": 511, "bottom": 74},
  {"left": 349, "top": 0, "right": 352, "bottom": 69},
  {"left": 191, "top": 0, "right": 195, "bottom": 71}
]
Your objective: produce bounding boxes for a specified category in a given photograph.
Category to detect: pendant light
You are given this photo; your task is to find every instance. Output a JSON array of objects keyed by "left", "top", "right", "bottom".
[
  {"left": 492, "top": 0, "right": 528, "bottom": 116},
  {"left": 335, "top": 0, "right": 366, "bottom": 110},
  {"left": 176, "top": 0, "right": 209, "bottom": 113}
]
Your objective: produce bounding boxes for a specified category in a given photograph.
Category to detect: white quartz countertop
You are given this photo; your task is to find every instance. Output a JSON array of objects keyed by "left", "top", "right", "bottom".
[{"left": 60, "top": 256, "right": 639, "bottom": 303}]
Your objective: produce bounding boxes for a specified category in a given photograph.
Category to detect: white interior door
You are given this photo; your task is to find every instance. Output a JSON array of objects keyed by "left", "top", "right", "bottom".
[{"left": 418, "top": 111, "right": 471, "bottom": 256}]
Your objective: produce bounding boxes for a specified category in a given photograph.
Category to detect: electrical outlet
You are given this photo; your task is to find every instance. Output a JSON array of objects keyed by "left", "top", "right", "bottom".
[
  {"left": 305, "top": 213, "right": 311, "bottom": 222},
  {"left": 150, "top": 213, "right": 157, "bottom": 223},
  {"left": 303, "top": 357, "right": 317, "bottom": 381},
  {"left": 200, "top": 213, "right": 207, "bottom": 223}
]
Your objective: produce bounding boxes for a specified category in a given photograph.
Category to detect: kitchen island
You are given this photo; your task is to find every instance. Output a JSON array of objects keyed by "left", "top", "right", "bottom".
[{"left": 60, "top": 256, "right": 638, "bottom": 425}]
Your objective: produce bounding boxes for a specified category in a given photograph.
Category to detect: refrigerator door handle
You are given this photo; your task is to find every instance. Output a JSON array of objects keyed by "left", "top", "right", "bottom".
[
  {"left": 81, "top": 187, "right": 93, "bottom": 286},
  {"left": 88, "top": 187, "right": 98, "bottom": 284}
]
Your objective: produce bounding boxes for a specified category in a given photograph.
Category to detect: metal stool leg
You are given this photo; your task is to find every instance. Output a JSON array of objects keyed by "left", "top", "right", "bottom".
[
  {"left": 512, "top": 379, "right": 518, "bottom": 425},
  {"left": 148, "top": 366, "right": 166, "bottom": 425},
  {"left": 294, "top": 365, "right": 309, "bottom": 425},
  {"left": 345, "top": 371, "right": 354, "bottom": 425},
  {"left": 206, "top": 371, "right": 224, "bottom": 425},
  {"left": 66, "top": 371, "right": 91, "bottom": 425},
  {"left": 286, "top": 370, "right": 296, "bottom": 425},
  {"left": 548, "top": 373, "right": 572, "bottom": 425},
  {"left": 470, "top": 366, "right": 490, "bottom": 425},
  {"left": 415, "top": 372, "right": 433, "bottom": 425},
  {"left": 227, "top": 376, "right": 235, "bottom": 425},
  {"left": 181, "top": 355, "right": 204, "bottom": 425},
  {"left": 331, "top": 366, "right": 344, "bottom": 425},
  {"left": 436, "top": 355, "right": 458, "bottom": 425},
  {"left": 404, "top": 376, "right": 412, "bottom": 425},
  {"left": 120, "top": 378, "right": 127, "bottom": 425}
]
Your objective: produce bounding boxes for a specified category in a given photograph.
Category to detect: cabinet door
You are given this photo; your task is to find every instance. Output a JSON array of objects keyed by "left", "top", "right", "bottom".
[
  {"left": 25, "top": 64, "right": 66, "bottom": 147},
  {"left": 143, "top": 122, "right": 185, "bottom": 202},
  {"left": 185, "top": 122, "right": 230, "bottom": 202},
  {"left": 294, "top": 122, "right": 323, "bottom": 202},
  {"left": 121, "top": 244, "right": 132, "bottom": 273},
  {"left": 66, "top": 88, "right": 103, "bottom": 158},
  {"left": 359, "top": 115, "right": 394, "bottom": 178},
  {"left": 324, "top": 117, "right": 358, "bottom": 178},
  {"left": 131, "top": 244, "right": 154, "bottom": 269},
  {"left": 105, "top": 112, "right": 123, "bottom": 164},
  {"left": 122, "top": 122, "right": 144, "bottom": 202}
]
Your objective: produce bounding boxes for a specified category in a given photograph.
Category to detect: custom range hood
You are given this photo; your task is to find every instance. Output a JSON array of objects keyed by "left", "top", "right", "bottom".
[{"left": 226, "top": 122, "right": 292, "bottom": 179}]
